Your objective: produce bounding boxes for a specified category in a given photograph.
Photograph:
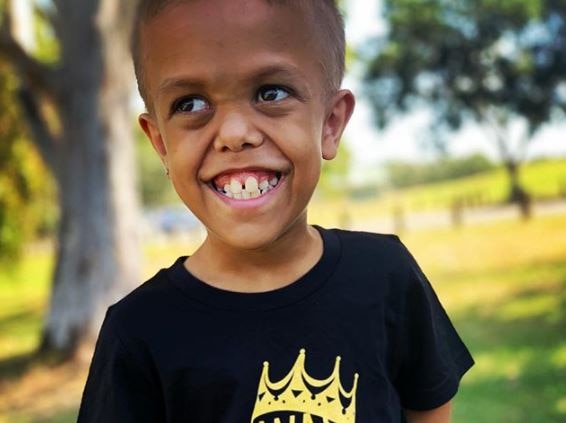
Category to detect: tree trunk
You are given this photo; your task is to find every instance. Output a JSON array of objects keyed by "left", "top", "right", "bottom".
[
  {"left": 504, "top": 159, "right": 531, "bottom": 220},
  {"left": 489, "top": 114, "right": 532, "bottom": 221},
  {"left": 38, "top": 0, "right": 140, "bottom": 355}
]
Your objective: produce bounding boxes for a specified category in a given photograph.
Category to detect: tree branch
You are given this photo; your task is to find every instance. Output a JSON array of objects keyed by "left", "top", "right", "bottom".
[
  {"left": 0, "top": 4, "right": 58, "bottom": 97},
  {"left": 17, "top": 87, "right": 58, "bottom": 174}
]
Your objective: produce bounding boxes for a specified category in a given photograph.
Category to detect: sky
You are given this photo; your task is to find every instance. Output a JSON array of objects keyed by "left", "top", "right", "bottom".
[{"left": 342, "top": 0, "right": 566, "bottom": 184}]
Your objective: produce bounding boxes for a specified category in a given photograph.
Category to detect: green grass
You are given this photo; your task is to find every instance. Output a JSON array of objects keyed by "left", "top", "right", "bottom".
[
  {"left": 382, "top": 158, "right": 566, "bottom": 210},
  {"left": 1, "top": 214, "right": 566, "bottom": 422},
  {"left": 310, "top": 158, "right": 566, "bottom": 227},
  {"left": 0, "top": 253, "right": 53, "bottom": 362},
  {"left": 402, "top": 214, "right": 566, "bottom": 423}
]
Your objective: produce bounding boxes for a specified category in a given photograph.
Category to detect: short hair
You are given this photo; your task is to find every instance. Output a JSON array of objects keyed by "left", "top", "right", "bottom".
[{"left": 131, "top": 0, "right": 345, "bottom": 110}]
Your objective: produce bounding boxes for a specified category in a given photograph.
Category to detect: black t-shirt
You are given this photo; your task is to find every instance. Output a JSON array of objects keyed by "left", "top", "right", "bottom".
[{"left": 78, "top": 227, "right": 474, "bottom": 423}]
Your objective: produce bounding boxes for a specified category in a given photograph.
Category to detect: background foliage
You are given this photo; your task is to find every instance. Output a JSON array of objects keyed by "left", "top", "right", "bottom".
[
  {"left": 0, "top": 61, "right": 56, "bottom": 260},
  {"left": 364, "top": 0, "right": 566, "bottom": 203}
]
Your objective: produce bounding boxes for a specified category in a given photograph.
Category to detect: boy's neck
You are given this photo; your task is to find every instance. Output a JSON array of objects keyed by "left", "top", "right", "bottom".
[{"left": 185, "top": 221, "right": 323, "bottom": 293}]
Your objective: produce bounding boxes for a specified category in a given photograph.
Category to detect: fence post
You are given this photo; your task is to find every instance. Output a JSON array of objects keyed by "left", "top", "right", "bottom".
[
  {"left": 393, "top": 204, "right": 405, "bottom": 234},
  {"left": 451, "top": 198, "right": 463, "bottom": 228}
]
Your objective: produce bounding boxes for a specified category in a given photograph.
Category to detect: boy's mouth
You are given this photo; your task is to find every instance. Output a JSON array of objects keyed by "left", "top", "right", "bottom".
[{"left": 211, "top": 170, "right": 282, "bottom": 200}]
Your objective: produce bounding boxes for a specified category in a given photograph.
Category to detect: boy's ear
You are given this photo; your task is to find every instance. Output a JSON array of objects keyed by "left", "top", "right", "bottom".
[
  {"left": 321, "top": 89, "right": 355, "bottom": 160},
  {"left": 139, "top": 112, "right": 168, "bottom": 161}
]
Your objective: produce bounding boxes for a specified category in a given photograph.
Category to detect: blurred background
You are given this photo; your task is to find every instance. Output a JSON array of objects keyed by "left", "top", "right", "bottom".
[{"left": 0, "top": 0, "right": 565, "bottom": 421}]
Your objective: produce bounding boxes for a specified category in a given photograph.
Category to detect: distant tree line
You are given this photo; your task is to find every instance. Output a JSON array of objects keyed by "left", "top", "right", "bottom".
[{"left": 384, "top": 153, "right": 495, "bottom": 189}]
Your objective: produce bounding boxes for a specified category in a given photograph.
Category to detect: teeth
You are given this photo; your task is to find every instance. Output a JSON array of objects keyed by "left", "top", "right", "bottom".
[
  {"left": 245, "top": 176, "right": 259, "bottom": 192},
  {"left": 230, "top": 179, "right": 242, "bottom": 194},
  {"left": 244, "top": 177, "right": 261, "bottom": 198},
  {"left": 217, "top": 174, "right": 280, "bottom": 200}
]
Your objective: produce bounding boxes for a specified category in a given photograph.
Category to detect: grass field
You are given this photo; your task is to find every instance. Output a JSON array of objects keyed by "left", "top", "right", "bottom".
[
  {"left": 310, "top": 158, "right": 566, "bottom": 226},
  {"left": 402, "top": 215, "right": 566, "bottom": 422},
  {"left": 1, "top": 212, "right": 565, "bottom": 422},
  {"left": 383, "top": 158, "right": 566, "bottom": 210}
]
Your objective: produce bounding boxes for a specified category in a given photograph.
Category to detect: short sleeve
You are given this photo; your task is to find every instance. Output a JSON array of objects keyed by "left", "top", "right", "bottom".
[
  {"left": 394, "top": 245, "right": 474, "bottom": 411},
  {"left": 77, "top": 307, "right": 165, "bottom": 422}
]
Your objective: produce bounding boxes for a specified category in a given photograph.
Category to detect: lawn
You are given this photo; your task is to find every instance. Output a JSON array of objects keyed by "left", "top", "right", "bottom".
[
  {"left": 309, "top": 158, "right": 566, "bottom": 226},
  {"left": 1, "top": 213, "right": 565, "bottom": 422},
  {"left": 402, "top": 214, "right": 566, "bottom": 422}
]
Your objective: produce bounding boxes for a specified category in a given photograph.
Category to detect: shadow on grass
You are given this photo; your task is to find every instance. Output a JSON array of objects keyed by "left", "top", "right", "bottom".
[
  {"left": 0, "top": 309, "right": 39, "bottom": 330},
  {"left": 0, "top": 305, "right": 43, "bottom": 384},
  {"left": 32, "top": 407, "right": 78, "bottom": 423},
  {"left": 0, "top": 308, "right": 40, "bottom": 382},
  {"left": 0, "top": 351, "right": 37, "bottom": 382},
  {"left": 0, "top": 306, "right": 70, "bottom": 385},
  {"left": 2, "top": 405, "right": 78, "bottom": 423},
  {"left": 452, "top": 273, "right": 566, "bottom": 423}
]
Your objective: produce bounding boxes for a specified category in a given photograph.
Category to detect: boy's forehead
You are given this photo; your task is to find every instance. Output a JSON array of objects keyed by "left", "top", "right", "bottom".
[
  {"left": 154, "top": 0, "right": 269, "bottom": 26},
  {"left": 140, "top": 0, "right": 324, "bottom": 98},
  {"left": 142, "top": 0, "right": 310, "bottom": 43}
]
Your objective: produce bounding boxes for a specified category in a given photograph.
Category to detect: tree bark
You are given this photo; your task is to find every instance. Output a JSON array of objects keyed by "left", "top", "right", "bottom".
[
  {"left": 488, "top": 111, "right": 532, "bottom": 220},
  {"left": 1, "top": 0, "right": 141, "bottom": 355},
  {"left": 38, "top": 0, "right": 141, "bottom": 355},
  {"left": 504, "top": 159, "right": 531, "bottom": 220}
]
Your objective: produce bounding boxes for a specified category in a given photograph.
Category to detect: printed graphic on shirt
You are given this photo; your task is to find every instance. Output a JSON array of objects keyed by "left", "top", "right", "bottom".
[{"left": 251, "top": 349, "right": 359, "bottom": 423}]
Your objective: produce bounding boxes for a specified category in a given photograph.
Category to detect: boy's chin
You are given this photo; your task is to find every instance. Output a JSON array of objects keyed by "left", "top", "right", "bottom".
[
  {"left": 210, "top": 229, "right": 283, "bottom": 252},
  {"left": 206, "top": 219, "right": 308, "bottom": 253}
]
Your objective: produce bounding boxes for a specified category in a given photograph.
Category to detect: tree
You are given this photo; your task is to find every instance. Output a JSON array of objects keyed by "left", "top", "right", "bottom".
[
  {"left": 0, "top": 59, "right": 56, "bottom": 260},
  {"left": 0, "top": 0, "right": 141, "bottom": 356},
  {"left": 364, "top": 0, "right": 566, "bottom": 213}
]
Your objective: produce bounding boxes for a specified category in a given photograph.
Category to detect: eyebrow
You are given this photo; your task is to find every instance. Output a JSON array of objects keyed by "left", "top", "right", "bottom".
[
  {"left": 157, "top": 63, "right": 307, "bottom": 97},
  {"left": 247, "top": 64, "right": 306, "bottom": 83},
  {"left": 158, "top": 77, "right": 207, "bottom": 97}
]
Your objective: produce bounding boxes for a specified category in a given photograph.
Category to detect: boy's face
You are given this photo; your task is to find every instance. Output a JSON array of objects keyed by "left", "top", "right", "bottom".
[{"left": 139, "top": 0, "right": 354, "bottom": 251}]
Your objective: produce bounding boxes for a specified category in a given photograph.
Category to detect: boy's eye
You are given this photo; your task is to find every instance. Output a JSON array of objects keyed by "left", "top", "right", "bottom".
[
  {"left": 173, "top": 97, "right": 209, "bottom": 114},
  {"left": 256, "top": 86, "right": 290, "bottom": 103}
]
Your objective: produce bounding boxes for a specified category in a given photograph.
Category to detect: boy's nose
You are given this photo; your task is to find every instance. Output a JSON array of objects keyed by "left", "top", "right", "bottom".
[{"left": 213, "top": 112, "right": 263, "bottom": 152}]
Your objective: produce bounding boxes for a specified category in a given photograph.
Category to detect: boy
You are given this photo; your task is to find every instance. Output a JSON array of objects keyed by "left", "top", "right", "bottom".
[{"left": 78, "top": 0, "right": 473, "bottom": 422}]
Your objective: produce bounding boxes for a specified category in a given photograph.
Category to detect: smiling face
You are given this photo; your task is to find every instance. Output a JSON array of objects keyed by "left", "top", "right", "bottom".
[{"left": 139, "top": 0, "right": 354, "bottom": 252}]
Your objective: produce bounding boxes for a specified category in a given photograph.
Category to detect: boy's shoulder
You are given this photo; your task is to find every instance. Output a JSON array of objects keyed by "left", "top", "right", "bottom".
[
  {"left": 329, "top": 226, "right": 401, "bottom": 247},
  {"left": 102, "top": 259, "right": 185, "bottom": 334},
  {"left": 323, "top": 226, "right": 426, "bottom": 295},
  {"left": 324, "top": 226, "right": 413, "bottom": 269}
]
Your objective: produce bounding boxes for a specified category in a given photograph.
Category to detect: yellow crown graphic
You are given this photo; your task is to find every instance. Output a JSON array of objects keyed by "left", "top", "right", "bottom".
[{"left": 251, "top": 349, "right": 359, "bottom": 423}]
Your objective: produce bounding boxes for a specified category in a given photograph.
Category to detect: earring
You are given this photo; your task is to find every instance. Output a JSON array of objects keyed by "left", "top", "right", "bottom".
[{"left": 165, "top": 167, "right": 170, "bottom": 177}]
